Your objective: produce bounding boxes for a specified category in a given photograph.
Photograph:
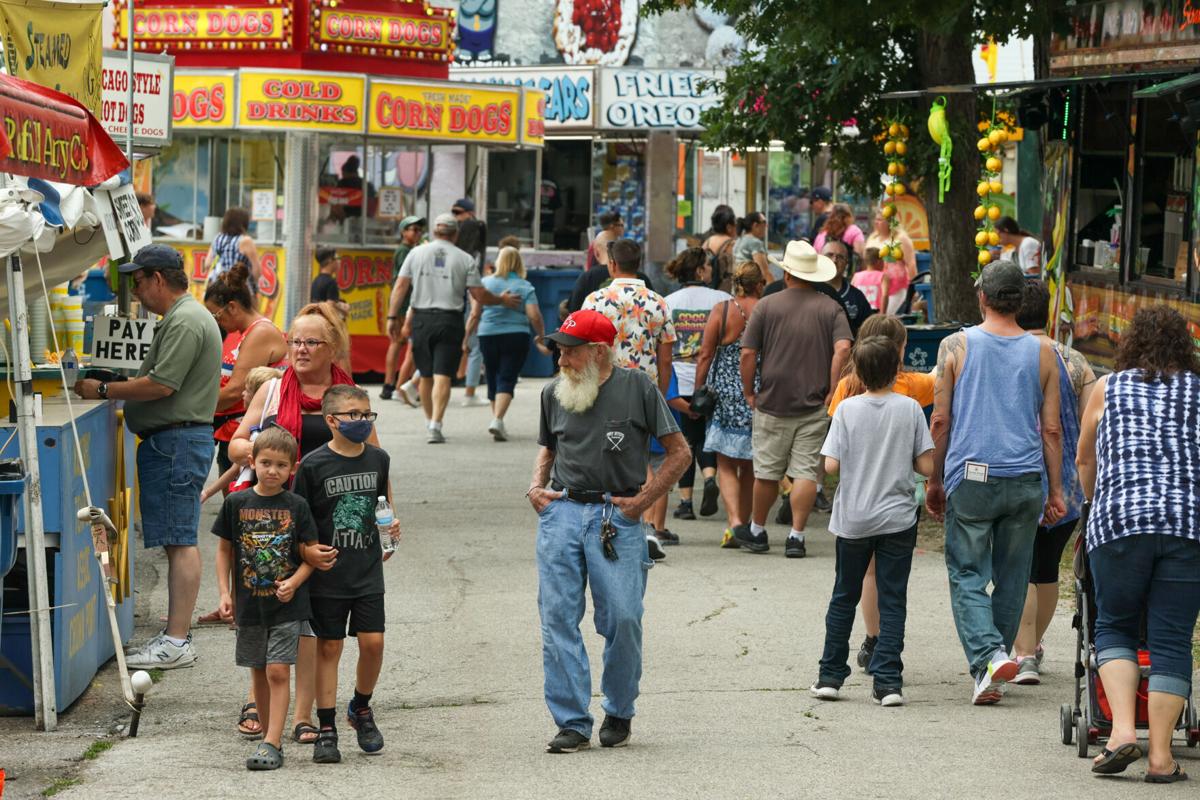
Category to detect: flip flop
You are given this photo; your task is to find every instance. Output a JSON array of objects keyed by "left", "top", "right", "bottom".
[
  {"left": 1145, "top": 763, "right": 1188, "bottom": 784},
  {"left": 292, "top": 722, "right": 319, "bottom": 744},
  {"left": 195, "top": 610, "right": 226, "bottom": 626},
  {"left": 237, "top": 703, "right": 263, "bottom": 739},
  {"left": 1092, "top": 742, "right": 1143, "bottom": 774},
  {"left": 246, "top": 742, "right": 283, "bottom": 771}
]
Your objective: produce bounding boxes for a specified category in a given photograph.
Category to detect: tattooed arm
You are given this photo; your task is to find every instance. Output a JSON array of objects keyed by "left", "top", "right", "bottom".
[
  {"left": 926, "top": 331, "right": 964, "bottom": 521},
  {"left": 1066, "top": 347, "right": 1098, "bottom": 421},
  {"left": 528, "top": 446, "right": 558, "bottom": 513}
]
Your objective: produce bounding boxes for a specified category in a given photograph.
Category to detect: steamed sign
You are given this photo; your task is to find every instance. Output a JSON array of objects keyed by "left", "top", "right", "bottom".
[
  {"left": 598, "top": 68, "right": 722, "bottom": 130},
  {"left": 101, "top": 50, "right": 173, "bottom": 147}
]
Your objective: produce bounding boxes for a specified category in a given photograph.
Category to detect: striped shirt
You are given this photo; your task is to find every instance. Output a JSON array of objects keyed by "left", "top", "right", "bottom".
[{"left": 1086, "top": 369, "right": 1200, "bottom": 551}]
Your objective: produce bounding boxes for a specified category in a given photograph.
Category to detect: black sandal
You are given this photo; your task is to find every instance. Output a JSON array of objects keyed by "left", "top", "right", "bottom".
[
  {"left": 1092, "top": 742, "right": 1142, "bottom": 774},
  {"left": 246, "top": 742, "right": 283, "bottom": 771},
  {"left": 292, "top": 722, "right": 319, "bottom": 744},
  {"left": 237, "top": 703, "right": 263, "bottom": 739},
  {"left": 1145, "top": 762, "right": 1188, "bottom": 784}
]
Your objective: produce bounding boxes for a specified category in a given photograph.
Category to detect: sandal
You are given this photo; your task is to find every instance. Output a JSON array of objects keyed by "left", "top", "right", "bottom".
[
  {"left": 246, "top": 741, "right": 283, "bottom": 771},
  {"left": 292, "top": 722, "right": 319, "bottom": 744},
  {"left": 237, "top": 703, "right": 263, "bottom": 739},
  {"left": 196, "top": 610, "right": 226, "bottom": 626},
  {"left": 1145, "top": 763, "right": 1188, "bottom": 784},
  {"left": 1092, "top": 742, "right": 1142, "bottom": 774}
]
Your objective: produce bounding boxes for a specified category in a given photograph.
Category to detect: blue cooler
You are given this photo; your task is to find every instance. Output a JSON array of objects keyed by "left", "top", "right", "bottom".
[{"left": 523, "top": 268, "right": 582, "bottom": 378}]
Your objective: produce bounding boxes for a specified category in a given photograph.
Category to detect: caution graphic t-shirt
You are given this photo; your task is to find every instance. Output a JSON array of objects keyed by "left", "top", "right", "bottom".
[
  {"left": 292, "top": 443, "right": 390, "bottom": 599},
  {"left": 211, "top": 489, "right": 318, "bottom": 627}
]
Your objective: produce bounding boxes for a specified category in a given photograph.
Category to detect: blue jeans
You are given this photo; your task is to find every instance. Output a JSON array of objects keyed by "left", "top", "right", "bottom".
[
  {"left": 1089, "top": 534, "right": 1200, "bottom": 698},
  {"left": 944, "top": 473, "right": 1042, "bottom": 678},
  {"left": 819, "top": 524, "right": 917, "bottom": 690},
  {"left": 464, "top": 306, "right": 482, "bottom": 388},
  {"left": 136, "top": 425, "right": 214, "bottom": 548},
  {"left": 536, "top": 498, "right": 652, "bottom": 737}
]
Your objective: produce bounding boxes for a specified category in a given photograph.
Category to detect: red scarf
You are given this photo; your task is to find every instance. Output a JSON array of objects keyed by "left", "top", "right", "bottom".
[{"left": 274, "top": 364, "right": 354, "bottom": 443}]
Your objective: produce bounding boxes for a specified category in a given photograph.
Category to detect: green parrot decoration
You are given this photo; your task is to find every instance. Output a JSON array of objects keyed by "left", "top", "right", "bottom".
[{"left": 928, "top": 96, "right": 952, "bottom": 204}]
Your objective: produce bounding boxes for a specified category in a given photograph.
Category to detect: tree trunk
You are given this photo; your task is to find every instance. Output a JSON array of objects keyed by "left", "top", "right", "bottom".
[{"left": 916, "top": 31, "right": 981, "bottom": 325}]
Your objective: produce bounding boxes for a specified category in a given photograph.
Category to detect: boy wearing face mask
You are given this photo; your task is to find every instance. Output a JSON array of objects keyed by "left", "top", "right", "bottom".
[{"left": 292, "top": 384, "right": 400, "bottom": 764}]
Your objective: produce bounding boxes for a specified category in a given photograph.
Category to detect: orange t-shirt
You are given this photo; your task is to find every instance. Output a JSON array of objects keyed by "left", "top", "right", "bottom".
[{"left": 827, "top": 370, "right": 935, "bottom": 416}]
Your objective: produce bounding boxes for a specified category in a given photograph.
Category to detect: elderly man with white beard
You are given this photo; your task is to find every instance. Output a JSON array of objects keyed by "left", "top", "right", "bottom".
[{"left": 527, "top": 309, "right": 690, "bottom": 754}]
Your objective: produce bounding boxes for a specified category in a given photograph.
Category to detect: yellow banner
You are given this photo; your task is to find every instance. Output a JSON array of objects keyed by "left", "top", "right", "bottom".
[
  {"left": 368, "top": 80, "right": 520, "bottom": 145},
  {"left": 119, "top": 6, "right": 287, "bottom": 44},
  {"left": 239, "top": 70, "right": 365, "bottom": 134},
  {"left": 522, "top": 87, "right": 545, "bottom": 148},
  {"left": 180, "top": 242, "right": 286, "bottom": 330},
  {"left": 0, "top": 0, "right": 104, "bottom": 115},
  {"left": 172, "top": 71, "right": 235, "bottom": 129},
  {"left": 318, "top": 249, "right": 395, "bottom": 338}
]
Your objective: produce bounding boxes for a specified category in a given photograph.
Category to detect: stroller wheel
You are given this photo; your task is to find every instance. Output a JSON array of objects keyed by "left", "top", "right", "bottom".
[
  {"left": 1060, "top": 703, "right": 1074, "bottom": 745},
  {"left": 1076, "top": 716, "right": 1089, "bottom": 758}
]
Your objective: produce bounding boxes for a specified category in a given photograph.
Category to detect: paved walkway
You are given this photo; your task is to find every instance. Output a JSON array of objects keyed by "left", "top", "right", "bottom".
[{"left": 3, "top": 381, "right": 1195, "bottom": 798}]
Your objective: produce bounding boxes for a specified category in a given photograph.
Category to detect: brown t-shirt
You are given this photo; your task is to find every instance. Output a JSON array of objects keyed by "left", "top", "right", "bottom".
[{"left": 742, "top": 285, "right": 852, "bottom": 416}]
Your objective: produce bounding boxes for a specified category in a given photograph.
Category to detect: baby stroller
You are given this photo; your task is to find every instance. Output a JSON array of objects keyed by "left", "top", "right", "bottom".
[{"left": 1060, "top": 530, "right": 1200, "bottom": 757}]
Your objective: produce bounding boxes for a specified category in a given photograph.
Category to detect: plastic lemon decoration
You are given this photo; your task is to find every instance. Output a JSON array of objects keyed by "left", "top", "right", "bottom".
[
  {"left": 893, "top": 183, "right": 906, "bottom": 196},
  {"left": 882, "top": 204, "right": 896, "bottom": 219},
  {"left": 989, "top": 180, "right": 1003, "bottom": 194},
  {"left": 975, "top": 231, "right": 988, "bottom": 247},
  {"left": 978, "top": 250, "right": 992, "bottom": 266},
  {"left": 988, "top": 231, "right": 1000, "bottom": 246},
  {"left": 988, "top": 205, "right": 1001, "bottom": 221},
  {"left": 974, "top": 205, "right": 986, "bottom": 220},
  {"left": 895, "top": 141, "right": 907, "bottom": 156},
  {"left": 884, "top": 140, "right": 896, "bottom": 156},
  {"left": 986, "top": 157, "right": 1002, "bottom": 172},
  {"left": 988, "top": 129, "right": 1006, "bottom": 147},
  {"left": 977, "top": 137, "right": 992, "bottom": 152},
  {"left": 977, "top": 181, "right": 991, "bottom": 197}
]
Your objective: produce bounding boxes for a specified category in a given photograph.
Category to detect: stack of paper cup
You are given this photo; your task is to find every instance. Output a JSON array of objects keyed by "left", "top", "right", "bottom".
[
  {"left": 62, "top": 294, "right": 85, "bottom": 353},
  {"left": 28, "top": 297, "right": 48, "bottom": 361}
]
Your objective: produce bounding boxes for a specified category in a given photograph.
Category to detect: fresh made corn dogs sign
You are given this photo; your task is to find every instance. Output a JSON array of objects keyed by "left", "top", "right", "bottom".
[{"left": 368, "top": 79, "right": 520, "bottom": 144}]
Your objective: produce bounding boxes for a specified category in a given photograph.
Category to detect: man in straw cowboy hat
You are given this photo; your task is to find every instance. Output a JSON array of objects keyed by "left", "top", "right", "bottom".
[{"left": 732, "top": 240, "right": 852, "bottom": 558}]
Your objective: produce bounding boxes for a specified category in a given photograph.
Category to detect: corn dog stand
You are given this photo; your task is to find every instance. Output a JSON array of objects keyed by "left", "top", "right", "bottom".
[
  {"left": 119, "top": 0, "right": 544, "bottom": 372},
  {"left": 0, "top": 67, "right": 154, "bottom": 729}
]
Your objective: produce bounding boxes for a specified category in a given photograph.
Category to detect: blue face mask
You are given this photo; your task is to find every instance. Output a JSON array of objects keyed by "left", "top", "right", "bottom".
[{"left": 337, "top": 418, "right": 373, "bottom": 443}]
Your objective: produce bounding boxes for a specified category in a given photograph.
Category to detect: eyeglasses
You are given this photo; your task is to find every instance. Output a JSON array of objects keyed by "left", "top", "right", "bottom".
[
  {"left": 210, "top": 305, "right": 228, "bottom": 320},
  {"left": 288, "top": 338, "right": 327, "bottom": 349},
  {"left": 828, "top": 254, "right": 849, "bottom": 265},
  {"left": 330, "top": 411, "right": 378, "bottom": 422},
  {"left": 130, "top": 272, "right": 153, "bottom": 289},
  {"left": 452, "top": 209, "right": 466, "bottom": 216}
]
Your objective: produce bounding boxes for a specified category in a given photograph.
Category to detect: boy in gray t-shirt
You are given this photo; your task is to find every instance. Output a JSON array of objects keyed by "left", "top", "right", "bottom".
[{"left": 810, "top": 337, "right": 934, "bottom": 707}]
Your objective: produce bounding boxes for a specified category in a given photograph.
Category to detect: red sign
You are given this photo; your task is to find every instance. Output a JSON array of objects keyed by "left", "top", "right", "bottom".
[
  {"left": 0, "top": 73, "right": 128, "bottom": 185},
  {"left": 309, "top": 0, "right": 455, "bottom": 62}
]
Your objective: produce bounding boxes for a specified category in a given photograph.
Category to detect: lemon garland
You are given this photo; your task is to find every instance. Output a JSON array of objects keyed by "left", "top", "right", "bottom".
[
  {"left": 881, "top": 118, "right": 909, "bottom": 264},
  {"left": 974, "top": 102, "right": 1009, "bottom": 268}
]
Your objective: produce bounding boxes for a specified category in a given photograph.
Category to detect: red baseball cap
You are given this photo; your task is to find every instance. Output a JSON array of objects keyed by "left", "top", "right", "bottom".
[{"left": 547, "top": 309, "right": 617, "bottom": 347}]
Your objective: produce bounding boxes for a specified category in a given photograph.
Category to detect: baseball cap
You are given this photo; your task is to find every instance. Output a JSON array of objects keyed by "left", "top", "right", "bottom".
[
  {"left": 975, "top": 260, "right": 1026, "bottom": 301},
  {"left": 399, "top": 215, "right": 426, "bottom": 230},
  {"left": 433, "top": 212, "right": 458, "bottom": 231},
  {"left": 117, "top": 243, "right": 184, "bottom": 273},
  {"left": 546, "top": 309, "right": 617, "bottom": 347},
  {"left": 452, "top": 198, "right": 475, "bottom": 213},
  {"left": 811, "top": 186, "right": 832, "bottom": 202}
]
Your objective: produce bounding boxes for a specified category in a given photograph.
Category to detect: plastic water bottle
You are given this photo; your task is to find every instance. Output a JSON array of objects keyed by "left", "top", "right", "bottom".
[
  {"left": 61, "top": 347, "right": 78, "bottom": 388},
  {"left": 375, "top": 496, "right": 395, "bottom": 555}
]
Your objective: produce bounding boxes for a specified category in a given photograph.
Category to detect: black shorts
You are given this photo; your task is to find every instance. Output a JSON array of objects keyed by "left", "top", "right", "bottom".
[
  {"left": 1030, "top": 518, "right": 1079, "bottom": 584},
  {"left": 309, "top": 593, "right": 386, "bottom": 640},
  {"left": 410, "top": 310, "right": 465, "bottom": 377}
]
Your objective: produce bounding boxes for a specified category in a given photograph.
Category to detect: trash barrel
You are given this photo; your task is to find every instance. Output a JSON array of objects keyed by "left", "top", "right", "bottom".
[
  {"left": 523, "top": 268, "right": 582, "bottom": 378},
  {"left": 904, "top": 323, "right": 964, "bottom": 374}
]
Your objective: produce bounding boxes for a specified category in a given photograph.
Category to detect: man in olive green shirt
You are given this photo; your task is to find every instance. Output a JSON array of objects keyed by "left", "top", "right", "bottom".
[{"left": 75, "top": 244, "right": 222, "bottom": 669}]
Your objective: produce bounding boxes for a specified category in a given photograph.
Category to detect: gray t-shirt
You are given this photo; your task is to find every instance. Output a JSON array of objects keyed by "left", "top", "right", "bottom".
[
  {"left": 399, "top": 239, "right": 481, "bottom": 312},
  {"left": 821, "top": 392, "right": 934, "bottom": 538},
  {"left": 539, "top": 367, "right": 680, "bottom": 493}
]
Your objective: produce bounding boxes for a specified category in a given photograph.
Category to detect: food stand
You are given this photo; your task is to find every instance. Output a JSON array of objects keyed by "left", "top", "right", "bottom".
[{"left": 118, "top": 0, "right": 545, "bottom": 372}]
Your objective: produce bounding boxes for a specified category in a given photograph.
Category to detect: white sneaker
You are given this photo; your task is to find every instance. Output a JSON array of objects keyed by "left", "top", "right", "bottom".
[
  {"left": 395, "top": 383, "right": 418, "bottom": 407},
  {"left": 125, "top": 636, "right": 197, "bottom": 670},
  {"left": 988, "top": 648, "right": 1019, "bottom": 684},
  {"left": 460, "top": 394, "right": 488, "bottom": 408},
  {"left": 971, "top": 672, "right": 1002, "bottom": 705},
  {"left": 810, "top": 681, "right": 840, "bottom": 700},
  {"left": 427, "top": 427, "right": 446, "bottom": 444},
  {"left": 488, "top": 418, "right": 507, "bottom": 441}
]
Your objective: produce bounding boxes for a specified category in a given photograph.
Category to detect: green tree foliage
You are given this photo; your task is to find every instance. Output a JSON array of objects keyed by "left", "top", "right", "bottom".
[{"left": 644, "top": 0, "right": 1067, "bottom": 322}]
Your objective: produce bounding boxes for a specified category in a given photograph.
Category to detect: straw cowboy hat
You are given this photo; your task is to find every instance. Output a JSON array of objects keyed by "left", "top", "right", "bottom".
[{"left": 770, "top": 239, "right": 837, "bottom": 283}]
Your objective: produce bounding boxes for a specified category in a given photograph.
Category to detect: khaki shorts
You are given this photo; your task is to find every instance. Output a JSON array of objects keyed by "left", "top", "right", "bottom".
[{"left": 751, "top": 407, "right": 829, "bottom": 482}]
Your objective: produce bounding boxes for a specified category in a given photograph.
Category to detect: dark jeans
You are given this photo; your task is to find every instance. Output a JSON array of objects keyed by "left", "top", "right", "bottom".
[
  {"left": 1090, "top": 534, "right": 1200, "bottom": 698},
  {"left": 677, "top": 399, "right": 717, "bottom": 489},
  {"left": 818, "top": 523, "right": 917, "bottom": 690},
  {"left": 478, "top": 332, "right": 531, "bottom": 399}
]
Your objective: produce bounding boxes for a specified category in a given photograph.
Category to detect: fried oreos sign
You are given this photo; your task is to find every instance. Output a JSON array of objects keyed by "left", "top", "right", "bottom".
[{"left": 598, "top": 68, "right": 722, "bottom": 131}]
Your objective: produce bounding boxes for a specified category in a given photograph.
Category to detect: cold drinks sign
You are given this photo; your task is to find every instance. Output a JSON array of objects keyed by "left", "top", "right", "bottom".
[{"left": 598, "top": 68, "right": 722, "bottom": 130}]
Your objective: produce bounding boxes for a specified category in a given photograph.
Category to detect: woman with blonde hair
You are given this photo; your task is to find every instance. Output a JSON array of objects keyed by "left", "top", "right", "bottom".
[
  {"left": 466, "top": 246, "right": 551, "bottom": 441},
  {"left": 695, "top": 261, "right": 766, "bottom": 546}
]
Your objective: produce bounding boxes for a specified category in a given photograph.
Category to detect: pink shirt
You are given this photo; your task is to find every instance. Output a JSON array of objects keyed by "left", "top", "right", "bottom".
[
  {"left": 851, "top": 270, "right": 887, "bottom": 311},
  {"left": 814, "top": 224, "right": 865, "bottom": 254}
]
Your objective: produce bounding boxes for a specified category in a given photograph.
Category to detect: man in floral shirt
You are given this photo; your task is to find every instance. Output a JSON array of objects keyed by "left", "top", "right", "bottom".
[{"left": 582, "top": 239, "right": 675, "bottom": 395}]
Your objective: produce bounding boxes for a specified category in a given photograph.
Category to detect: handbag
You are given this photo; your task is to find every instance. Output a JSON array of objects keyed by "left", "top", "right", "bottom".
[{"left": 688, "top": 300, "right": 729, "bottom": 417}]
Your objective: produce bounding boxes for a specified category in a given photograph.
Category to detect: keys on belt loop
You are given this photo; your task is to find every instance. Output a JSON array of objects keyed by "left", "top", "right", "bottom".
[{"left": 600, "top": 493, "right": 619, "bottom": 561}]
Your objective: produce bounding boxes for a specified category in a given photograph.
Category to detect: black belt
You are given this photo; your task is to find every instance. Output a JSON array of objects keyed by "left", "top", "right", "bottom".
[
  {"left": 551, "top": 483, "right": 639, "bottom": 504},
  {"left": 413, "top": 307, "right": 463, "bottom": 315},
  {"left": 139, "top": 422, "right": 211, "bottom": 439}
]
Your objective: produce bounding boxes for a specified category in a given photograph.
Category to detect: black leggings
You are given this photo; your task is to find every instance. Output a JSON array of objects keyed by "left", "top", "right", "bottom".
[
  {"left": 1030, "top": 517, "right": 1079, "bottom": 584},
  {"left": 677, "top": 397, "right": 717, "bottom": 489}
]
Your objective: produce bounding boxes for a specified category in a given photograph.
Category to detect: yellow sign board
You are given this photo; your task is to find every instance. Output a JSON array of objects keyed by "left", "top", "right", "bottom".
[
  {"left": 172, "top": 71, "right": 236, "bottom": 129},
  {"left": 180, "top": 242, "right": 286, "bottom": 330},
  {"left": 368, "top": 79, "right": 521, "bottom": 145},
  {"left": 521, "top": 87, "right": 545, "bottom": 148},
  {"left": 238, "top": 70, "right": 365, "bottom": 134},
  {"left": 118, "top": 5, "right": 289, "bottom": 46},
  {"left": 0, "top": 0, "right": 105, "bottom": 115}
]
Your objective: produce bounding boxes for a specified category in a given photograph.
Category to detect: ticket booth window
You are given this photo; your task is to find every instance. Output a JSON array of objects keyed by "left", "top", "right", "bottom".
[
  {"left": 317, "top": 141, "right": 372, "bottom": 244},
  {"left": 363, "top": 142, "right": 432, "bottom": 246}
]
